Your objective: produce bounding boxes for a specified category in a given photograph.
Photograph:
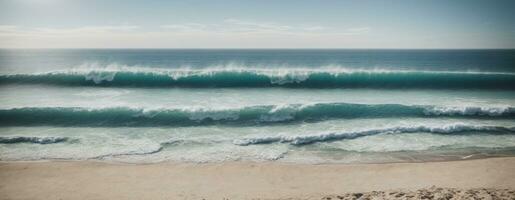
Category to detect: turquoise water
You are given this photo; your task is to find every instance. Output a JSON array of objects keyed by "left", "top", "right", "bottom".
[{"left": 0, "top": 49, "right": 514, "bottom": 163}]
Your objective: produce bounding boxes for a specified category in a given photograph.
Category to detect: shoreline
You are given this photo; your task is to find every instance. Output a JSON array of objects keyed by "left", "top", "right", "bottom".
[
  {"left": 1, "top": 157, "right": 515, "bottom": 199},
  {"left": 0, "top": 153, "right": 512, "bottom": 165}
]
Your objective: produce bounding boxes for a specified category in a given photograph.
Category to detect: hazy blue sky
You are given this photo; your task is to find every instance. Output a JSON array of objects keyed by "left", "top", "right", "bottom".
[{"left": 0, "top": 0, "right": 514, "bottom": 48}]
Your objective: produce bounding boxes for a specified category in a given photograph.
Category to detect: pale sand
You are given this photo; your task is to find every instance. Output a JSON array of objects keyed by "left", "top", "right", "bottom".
[{"left": 1, "top": 157, "right": 515, "bottom": 200}]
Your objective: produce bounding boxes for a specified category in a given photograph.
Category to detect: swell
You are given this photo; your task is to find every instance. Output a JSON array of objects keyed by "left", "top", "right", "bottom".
[
  {"left": 1, "top": 69, "right": 515, "bottom": 88},
  {"left": 234, "top": 124, "right": 515, "bottom": 146},
  {"left": 0, "top": 136, "right": 69, "bottom": 144},
  {"left": 0, "top": 103, "right": 513, "bottom": 126}
]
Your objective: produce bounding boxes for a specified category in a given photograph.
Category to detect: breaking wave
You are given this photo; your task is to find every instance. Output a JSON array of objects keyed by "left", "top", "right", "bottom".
[
  {"left": 0, "top": 136, "right": 70, "bottom": 144},
  {"left": 234, "top": 124, "right": 515, "bottom": 146},
  {"left": 0, "top": 104, "right": 513, "bottom": 126},
  {"left": 1, "top": 67, "right": 515, "bottom": 89}
]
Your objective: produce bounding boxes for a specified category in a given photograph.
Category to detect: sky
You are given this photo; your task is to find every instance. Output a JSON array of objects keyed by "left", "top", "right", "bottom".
[{"left": 0, "top": 0, "right": 514, "bottom": 48}]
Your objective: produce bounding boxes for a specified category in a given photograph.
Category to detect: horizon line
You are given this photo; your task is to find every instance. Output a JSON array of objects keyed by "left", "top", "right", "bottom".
[{"left": 1, "top": 47, "right": 515, "bottom": 50}]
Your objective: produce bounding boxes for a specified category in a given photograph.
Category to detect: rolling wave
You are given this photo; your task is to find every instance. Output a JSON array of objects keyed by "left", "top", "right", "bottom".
[
  {"left": 234, "top": 124, "right": 515, "bottom": 146},
  {"left": 0, "top": 103, "right": 513, "bottom": 126},
  {"left": 1, "top": 68, "right": 515, "bottom": 88},
  {"left": 0, "top": 136, "right": 69, "bottom": 144}
]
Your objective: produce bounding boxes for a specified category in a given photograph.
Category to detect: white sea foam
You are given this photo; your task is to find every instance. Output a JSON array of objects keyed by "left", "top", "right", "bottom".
[
  {"left": 0, "top": 136, "right": 70, "bottom": 144},
  {"left": 6, "top": 62, "right": 514, "bottom": 83},
  {"left": 84, "top": 71, "right": 117, "bottom": 84},
  {"left": 187, "top": 108, "right": 240, "bottom": 121},
  {"left": 234, "top": 123, "right": 515, "bottom": 146},
  {"left": 424, "top": 106, "right": 514, "bottom": 116}
]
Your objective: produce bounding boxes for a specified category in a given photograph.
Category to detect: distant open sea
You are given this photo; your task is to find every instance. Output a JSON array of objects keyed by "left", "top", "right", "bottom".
[{"left": 1, "top": 49, "right": 515, "bottom": 163}]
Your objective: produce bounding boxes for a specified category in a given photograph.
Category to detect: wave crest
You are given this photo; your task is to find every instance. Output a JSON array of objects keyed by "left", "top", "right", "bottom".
[
  {"left": 0, "top": 136, "right": 69, "bottom": 144},
  {"left": 0, "top": 103, "right": 513, "bottom": 126},
  {"left": 234, "top": 124, "right": 515, "bottom": 146},
  {"left": 2, "top": 67, "right": 515, "bottom": 88},
  {"left": 424, "top": 106, "right": 515, "bottom": 116}
]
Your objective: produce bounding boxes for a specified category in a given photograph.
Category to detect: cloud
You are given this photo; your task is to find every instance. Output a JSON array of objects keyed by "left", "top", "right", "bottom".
[
  {"left": 302, "top": 26, "right": 327, "bottom": 31},
  {"left": 222, "top": 19, "right": 292, "bottom": 33},
  {"left": 33, "top": 25, "right": 139, "bottom": 35},
  {"left": 0, "top": 21, "right": 373, "bottom": 48},
  {"left": 160, "top": 19, "right": 337, "bottom": 35},
  {"left": 159, "top": 19, "right": 371, "bottom": 37},
  {"left": 344, "top": 27, "right": 371, "bottom": 35},
  {"left": 0, "top": 25, "right": 139, "bottom": 37},
  {"left": 160, "top": 23, "right": 210, "bottom": 32},
  {"left": 0, "top": 25, "right": 19, "bottom": 32}
]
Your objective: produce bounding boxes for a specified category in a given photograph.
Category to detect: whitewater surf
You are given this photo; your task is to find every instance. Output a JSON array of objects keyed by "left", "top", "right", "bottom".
[{"left": 1, "top": 49, "right": 515, "bottom": 163}]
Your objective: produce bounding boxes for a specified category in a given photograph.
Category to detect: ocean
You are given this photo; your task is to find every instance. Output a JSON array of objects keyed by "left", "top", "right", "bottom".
[{"left": 1, "top": 49, "right": 515, "bottom": 163}]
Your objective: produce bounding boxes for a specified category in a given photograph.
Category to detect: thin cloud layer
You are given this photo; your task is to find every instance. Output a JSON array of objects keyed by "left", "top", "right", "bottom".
[
  {"left": 1, "top": 0, "right": 513, "bottom": 48},
  {"left": 160, "top": 19, "right": 337, "bottom": 34},
  {"left": 0, "top": 20, "right": 372, "bottom": 48}
]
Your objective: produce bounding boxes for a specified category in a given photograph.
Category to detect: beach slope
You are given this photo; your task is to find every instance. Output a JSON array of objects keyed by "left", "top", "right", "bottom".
[{"left": 1, "top": 157, "right": 515, "bottom": 199}]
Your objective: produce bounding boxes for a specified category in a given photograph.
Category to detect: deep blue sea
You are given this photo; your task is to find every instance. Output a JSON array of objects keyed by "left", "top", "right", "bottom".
[{"left": 1, "top": 49, "right": 515, "bottom": 163}]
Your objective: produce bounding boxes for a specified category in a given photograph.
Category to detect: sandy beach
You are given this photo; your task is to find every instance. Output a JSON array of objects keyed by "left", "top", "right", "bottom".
[
  {"left": 1, "top": 157, "right": 514, "bottom": 199},
  {"left": 2, "top": 0, "right": 515, "bottom": 199}
]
